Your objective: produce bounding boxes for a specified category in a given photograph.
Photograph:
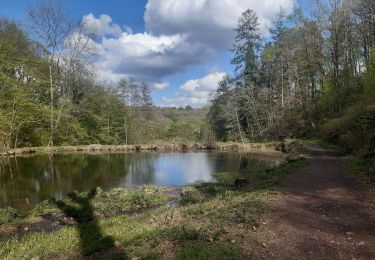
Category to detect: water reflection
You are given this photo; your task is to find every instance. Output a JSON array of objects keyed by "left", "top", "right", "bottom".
[{"left": 0, "top": 152, "right": 282, "bottom": 210}]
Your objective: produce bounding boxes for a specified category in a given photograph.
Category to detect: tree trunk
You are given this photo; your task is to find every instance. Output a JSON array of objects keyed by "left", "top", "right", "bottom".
[
  {"left": 235, "top": 110, "right": 245, "bottom": 143},
  {"left": 48, "top": 60, "right": 54, "bottom": 147}
]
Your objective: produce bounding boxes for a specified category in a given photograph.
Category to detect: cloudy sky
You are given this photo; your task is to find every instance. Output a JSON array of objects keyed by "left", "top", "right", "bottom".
[{"left": 0, "top": 0, "right": 308, "bottom": 107}]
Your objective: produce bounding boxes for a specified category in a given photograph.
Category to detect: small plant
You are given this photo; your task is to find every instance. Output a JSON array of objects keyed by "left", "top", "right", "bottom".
[
  {"left": 180, "top": 186, "right": 204, "bottom": 205},
  {"left": 29, "top": 199, "right": 61, "bottom": 217},
  {"left": 169, "top": 223, "right": 202, "bottom": 242},
  {"left": 0, "top": 207, "right": 22, "bottom": 224}
]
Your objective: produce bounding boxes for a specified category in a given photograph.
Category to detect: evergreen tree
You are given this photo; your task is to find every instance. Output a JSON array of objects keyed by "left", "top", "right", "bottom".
[{"left": 231, "top": 9, "right": 261, "bottom": 85}]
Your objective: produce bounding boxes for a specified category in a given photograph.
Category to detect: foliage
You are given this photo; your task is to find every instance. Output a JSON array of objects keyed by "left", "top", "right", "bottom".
[
  {"left": 346, "top": 158, "right": 375, "bottom": 181},
  {"left": 319, "top": 105, "right": 375, "bottom": 158}
]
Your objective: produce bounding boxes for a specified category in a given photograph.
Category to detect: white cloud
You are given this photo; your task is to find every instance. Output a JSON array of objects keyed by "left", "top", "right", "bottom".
[
  {"left": 93, "top": 32, "right": 210, "bottom": 82},
  {"left": 180, "top": 72, "right": 226, "bottom": 92},
  {"left": 153, "top": 82, "right": 170, "bottom": 90},
  {"left": 88, "top": 0, "right": 293, "bottom": 84},
  {"left": 162, "top": 72, "right": 226, "bottom": 107},
  {"left": 145, "top": 0, "right": 294, "bottom": 48},
  {"left": 83, "top": 13, "right": 122, "bottom": 37}
]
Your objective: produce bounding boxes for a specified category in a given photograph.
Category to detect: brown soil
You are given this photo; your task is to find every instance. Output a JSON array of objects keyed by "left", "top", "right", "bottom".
[{"left": 256, "top": 144, "right": 375, "bottom": 259}]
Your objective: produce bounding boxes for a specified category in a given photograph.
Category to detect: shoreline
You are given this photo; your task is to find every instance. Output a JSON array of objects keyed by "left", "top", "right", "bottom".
[{"left": 0, "top": 142, "right": 280, "bottom": 157}]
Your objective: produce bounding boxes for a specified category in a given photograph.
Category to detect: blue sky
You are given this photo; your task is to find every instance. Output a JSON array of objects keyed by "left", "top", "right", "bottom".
[{"left": 0, "top": 0, "right": 308, "bottom": 107}]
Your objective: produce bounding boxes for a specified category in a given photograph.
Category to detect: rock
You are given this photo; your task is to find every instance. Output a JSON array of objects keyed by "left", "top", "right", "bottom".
[
  {"left": 24, "top": 227, "right": 29, "bottom": 231},
  {"left": 358, "top": 241, "right": 365, "bottom": 246},
  {"left": 262, "top": 242, "right": 266, "bottom": 248},
  {"left": 230, "top": 239, "right": 236, "bottom": 244},
  {"left": 252, "top": 226, "right": 257, "bottom": 231},
  {"left": 208, "top": 237, "right": 214, "bottom": 242},
  {"left": 346, "top": 232, "right": 354, "bottom": 235}
]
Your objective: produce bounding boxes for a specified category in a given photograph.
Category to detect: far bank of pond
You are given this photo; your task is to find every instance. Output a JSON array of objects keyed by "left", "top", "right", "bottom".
[{"left": 0, "top": 142, "right": 278, "bottom": 157}]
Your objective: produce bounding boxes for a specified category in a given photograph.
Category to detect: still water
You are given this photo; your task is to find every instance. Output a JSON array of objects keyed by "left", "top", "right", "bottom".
[{"left": 0, "top": 152, "right": 282, "bottom": 210}]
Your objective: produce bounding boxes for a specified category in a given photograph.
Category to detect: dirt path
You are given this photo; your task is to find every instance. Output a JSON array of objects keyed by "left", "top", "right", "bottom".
[{"left": 257, "top": 144, "right": 375, "bottom": 260}]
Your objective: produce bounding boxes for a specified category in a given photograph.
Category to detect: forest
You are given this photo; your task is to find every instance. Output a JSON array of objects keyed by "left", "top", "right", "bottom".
[
  {"left": 0, "top": 5, "right": 209, "bottom": 148},
  {"left": 209, "top": 1, "right": 374, "bottom": 160}
]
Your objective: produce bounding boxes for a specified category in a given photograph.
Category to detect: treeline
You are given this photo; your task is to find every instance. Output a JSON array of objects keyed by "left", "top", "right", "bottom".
[
  {"left": 0, "top": 1, "right": 209, "bottom": 150},
  {"left": 208, "top": 0, "right": 374, "bottom": 154}
]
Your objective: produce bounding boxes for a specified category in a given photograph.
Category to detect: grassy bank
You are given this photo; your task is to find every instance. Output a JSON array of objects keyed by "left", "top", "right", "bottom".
[
  {"left": 0, "top": 186, "right": 168, "bottom": 225},
  {"left": 0, "top": 142, "right": 279, "bottom": 157},
  {"left": 0, "top": 158, "right": 308, "bottom": 259}
]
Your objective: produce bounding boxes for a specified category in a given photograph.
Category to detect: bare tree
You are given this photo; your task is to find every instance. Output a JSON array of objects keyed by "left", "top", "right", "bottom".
[{"left": 27, "top": 0, "right": 72, "bottom": 146}]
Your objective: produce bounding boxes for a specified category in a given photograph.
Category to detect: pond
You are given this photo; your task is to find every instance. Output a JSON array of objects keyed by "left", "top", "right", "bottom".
[{"left": 0, "top": 151, "right": 282, "bottom": 210}]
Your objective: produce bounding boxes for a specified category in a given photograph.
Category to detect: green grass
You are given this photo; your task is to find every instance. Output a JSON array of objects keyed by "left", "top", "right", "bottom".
[
  {"left": 176, "top": 242, "right": 245, "bottom": 260},
  {"left": 27, "top": 185, "right": 167, "bottom": 220},
  {"left": 0, "top": 159, "right": 308, "bottom": 259},
  {"left": 0, "top": 207, "right": 22, "bottom": 225}
]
